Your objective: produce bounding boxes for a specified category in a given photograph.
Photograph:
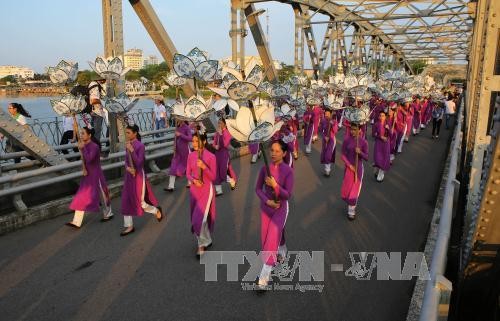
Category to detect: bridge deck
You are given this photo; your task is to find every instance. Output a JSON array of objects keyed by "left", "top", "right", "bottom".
[{"left": 0, "top": 125, "right": 452, "bottom": 321}]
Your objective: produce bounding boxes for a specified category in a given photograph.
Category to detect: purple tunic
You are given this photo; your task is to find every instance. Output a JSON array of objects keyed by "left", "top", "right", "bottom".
[
  {"left": 319, "top": 117, "right": 338, "bottom": 164},
  {"left": 372, "top": 121, "right": 391, "bottom": 171},
  {"left": 341, "top": 135, "right": 369, "bottom": 206},
  {"left": 249, "top": 143, "right": 260, "bottom": 155},
  {"left": 186, "top": 149, "right": 217, "bottom": 235},
  {"left": 412, "top": 102, "right": 422, "bottom": 130},
  {"left": 169, "top": 123, "right": 192, "bottom": 177},
  {"left": 255, "top": 162, "right": 294, "bottom": 266},
  {"left": 388, "top": 115, "right": 398, "bottom": 154},
  {"left": 121, "top": 139, "right": 158, "bottom": 216},
  {"left": 312, "top": 106, "right": 323, "bottom": 137},
  {"left": 69, "top": 141, "right": 110, "bottom": 212},
  {"left": 212, "top": 128, "right": 235, "bottom": 185},
  {"left": 405, "top": 106, "right": 414, "bottom": 136},
  {"left": 303, "top": 110, "right": 315, "bottom": 145}
]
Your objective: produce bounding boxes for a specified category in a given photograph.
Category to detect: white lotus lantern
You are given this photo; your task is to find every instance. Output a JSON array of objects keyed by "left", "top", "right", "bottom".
[
  {"left": 171, "top": 95, "right": 214, "bottom": 122},
  {"left": 89, "top": 57, "right": 129, "bottom": 80},
  {"left": 48, "top": 60, "right": 78, "bottom": 84},
  {"left": 226, "top": 106, "right": 283, "bottom": 144}
]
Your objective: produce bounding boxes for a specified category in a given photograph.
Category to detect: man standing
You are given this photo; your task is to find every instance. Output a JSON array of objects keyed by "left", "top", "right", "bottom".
[{"left": 88, "top": 77, "right": 106, "bottom": 144}]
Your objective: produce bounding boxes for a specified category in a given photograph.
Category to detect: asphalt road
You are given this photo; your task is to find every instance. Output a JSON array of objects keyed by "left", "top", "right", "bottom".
[{"left": 0, "top": 123, "right": 452, "bottom": 321}]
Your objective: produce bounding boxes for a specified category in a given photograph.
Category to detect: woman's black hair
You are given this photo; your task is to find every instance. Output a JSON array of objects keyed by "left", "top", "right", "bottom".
[
  {"left": 272, "top": 139, "right": 288, "bottom": 153},
  {"left": 82, "top": 127, "right": 101, "bottom": 150},
  {"left": 194, "top": 133, "right": 208, "bottom": 148},
  {"left": 379, "top": 110, "right": 387, "bottom": 116},
  {"left": 126, "top": 124, "right": 142, "bottom": 141},
  {"left": 10, "top": 103, "right": 31, "bottom": 118},
  {"left": 219, "top": 118, "right": 227, "bottom": 125}
]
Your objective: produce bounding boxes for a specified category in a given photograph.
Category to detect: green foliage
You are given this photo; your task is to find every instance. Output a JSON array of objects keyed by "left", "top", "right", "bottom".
[
  {"left": 33, "top": 73, "right": 49, "bottom": 81},
  {"left": 75, "top": 70, "right": 99, "bottom": 85},
  {"left": 277, "top": 63, "right": 295, "bottom": 82},
  {"left": 0, "top": 75, "right": 17, "bottom": 84},
  {"left": 410, "top": 60, "right": 428, "bottom": 74}
]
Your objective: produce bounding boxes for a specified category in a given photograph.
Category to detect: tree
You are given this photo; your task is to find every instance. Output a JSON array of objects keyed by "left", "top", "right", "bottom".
[
  {"left": 75, "top": 70, "right": 99, "bottom": 85},
  {"left": 33, "top": 73, "right": 49, "bottom": 81},
  {"left": 410, "top": 60, "right": 428, "bottom": 75},
  {"left": 0, "top": 75, "right": 17, "bottom": 85},
  {"left": 277, "top": 63, "right": 295, "bottom": 82},
  {"left": 125, "top": 70, "right": 141, "bottom": 81}
]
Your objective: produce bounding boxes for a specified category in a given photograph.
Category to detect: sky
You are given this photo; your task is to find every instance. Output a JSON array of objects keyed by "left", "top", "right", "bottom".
[{"left": 0, "top": 0, "right": 331, "bottom": 73}]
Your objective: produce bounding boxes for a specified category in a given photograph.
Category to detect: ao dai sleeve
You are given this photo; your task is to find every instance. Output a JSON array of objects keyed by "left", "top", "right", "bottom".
[
  {"left": 274, "top": 169, "right": 293, "bottom": 201},
  {"left": 255, "top": 166, "right": 269, "bottom": 203},
  {"left": 130, "top": 142, "right": 145, "bottom": 170}
]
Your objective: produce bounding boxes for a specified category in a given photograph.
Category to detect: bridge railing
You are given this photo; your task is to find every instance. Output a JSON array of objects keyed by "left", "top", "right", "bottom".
[
  {"left": 0, "top": 127, "right": 215, "bottom": 213},
  {"left": 0, "top": 108, "right": 155, "bottom": 154},
  {"left": 418, "top": 96, "right": 464, "bottom": 321}
]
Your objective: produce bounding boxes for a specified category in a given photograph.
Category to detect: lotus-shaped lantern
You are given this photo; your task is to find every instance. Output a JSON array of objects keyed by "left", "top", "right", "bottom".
[
  {"left": 103, "top": 92, "right": 139, "bottom": 115},
  {"left": 172, "top": 95, "right": 214, "bottom": 122},
  {"left": 226, "top": 106, "right": 283, "bottom": 143},
  {"left": 89, "top": 57, "right": 129, "bottom": 80},
  {"left": 209, "top": 87, "right": 240, "bottom": 112},
  {"left": 326, "top": 94, "right": 345, "bottom": 110},
  {"left": 50, "top": 94, "right": 86, "bottom": 116},
  {"left": 274, "top": 103, "right": 296, "bottom": 121},
  {"left": 225, "top": 64, "right": 265, "bottom": 101},
  {"left": 164, "top": 72, "right": 187, "bottom": 87},
  {"left": 173, "top": 47, "right": 218, "bottom": 82},
  {"left": 344, "top": 105, "right": 371, "bottom": 125},
  {"left": 306, "top": 96, "right": 322, "bottom": 106},
  {"left": 48, "top": 60, "right": 78, "bottom": 84}
]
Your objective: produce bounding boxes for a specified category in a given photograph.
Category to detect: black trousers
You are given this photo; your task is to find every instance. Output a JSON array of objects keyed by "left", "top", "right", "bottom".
[
  {"left": 432, "top": 118, "right": 442, "bottom": 136},
  {"left": 59, "top": 130, "right": 78, "bottom": 154}
]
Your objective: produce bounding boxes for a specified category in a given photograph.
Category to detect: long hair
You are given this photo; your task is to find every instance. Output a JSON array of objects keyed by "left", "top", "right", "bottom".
[
  {"left": 126, "top": 124, "right": 142, "bottom": 141},
  {"left": 10, "top": 103, "right": 31, "bottom": 118},
  {"left": 82, "top": 127, "right": 101, "bottom": 151}
]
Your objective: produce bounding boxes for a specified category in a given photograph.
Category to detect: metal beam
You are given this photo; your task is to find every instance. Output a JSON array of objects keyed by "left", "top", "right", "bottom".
[
  {"left": 295, "top": 4, "right": 320, "bottom": 79},
  {"left": 0, "top": 109, "right": 67, "bottom": 166},
  {"left": 307, "top": 11, "right": 473, "bottom": 24},
  {"left": 102, "top": 0, "right": 124, "bottom": 58},
  {"left": 128, "top": 0, "right": 195, "bottom": 96},
  {"left": 243, "top": 3, "right": 278, "bottom": 82}
]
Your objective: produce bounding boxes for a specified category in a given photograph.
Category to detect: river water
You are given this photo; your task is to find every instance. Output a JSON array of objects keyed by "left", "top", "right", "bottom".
[{"left": 0, "top": 96, "right": 154, "bottom": 122}]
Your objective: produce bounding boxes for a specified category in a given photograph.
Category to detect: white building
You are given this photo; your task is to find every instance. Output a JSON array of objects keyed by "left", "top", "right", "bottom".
[
  {"left": 0, "top": 66, "right": 35, "bottom": 79},
  {"left": 143, "top": 55, "right": 159, "bottom": 66},
  {"left": 124, "top": 48, "right": 144, "bottom": 71}
]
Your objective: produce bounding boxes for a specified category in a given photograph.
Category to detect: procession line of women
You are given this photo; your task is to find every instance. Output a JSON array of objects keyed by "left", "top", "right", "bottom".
[{"left": 62, "top": 93, "right": 446, "bottom": 290}]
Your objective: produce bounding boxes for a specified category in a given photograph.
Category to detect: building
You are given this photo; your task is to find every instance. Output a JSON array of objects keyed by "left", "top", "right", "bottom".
[
  {"left": 124, "top": 48, "right": 144, "bottom": 71},
  {"left": 0, "top": 66, "right": 35, "bottom": 79},
  {"left": 143, "top": 55, "right": 159, "bottom": 66},
  {"left": 220, "top": 56, "right": 282, "bottom": 72}
]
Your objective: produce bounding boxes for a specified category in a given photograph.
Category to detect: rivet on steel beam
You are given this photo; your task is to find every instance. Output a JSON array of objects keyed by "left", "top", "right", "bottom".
[
  {"left": 485, "top": 209, "right": 492, "bottom": 214},
  {"left": 479, "top": 234, "right": 485, "bottom": 238},
  {"left": 487, "top": 200, "right": 495, "bottom": 204},
  {"left": 491, "top": 190, "right": 498, "bottom": 195},
  {"left": 494, "top": 179, "right": 500, "bottom": 184}
]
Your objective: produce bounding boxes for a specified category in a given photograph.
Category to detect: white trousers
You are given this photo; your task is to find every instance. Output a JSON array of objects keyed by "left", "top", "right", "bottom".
[
  {"left": 123, "top": 170, "right": 157, "bottom": 227},
  {"left": 71, "top": 182, "right": 112, "bottom": 227},
  {"left": 168, "top": 175, "right": 176, "bottom": 189},
  {"left": 197, "top": 184, "right": 214, "bottom": 247}
]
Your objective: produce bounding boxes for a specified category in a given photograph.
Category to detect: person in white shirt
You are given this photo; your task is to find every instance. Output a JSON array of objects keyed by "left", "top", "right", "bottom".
[
  {"left": 88, "top": 78, "right": 106, "bottom": 144},
  {"left": 444, "top": 93, "right": 456, "bottom": 129},
  {"left": 152, "top": 97, "right": 167, "bottom": 137},
  {"left": 59, "top": 116, "right": 78, "bottom": 154},
  {"left": 5, "top": 103, "right": 31, "bottom": 163}
]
